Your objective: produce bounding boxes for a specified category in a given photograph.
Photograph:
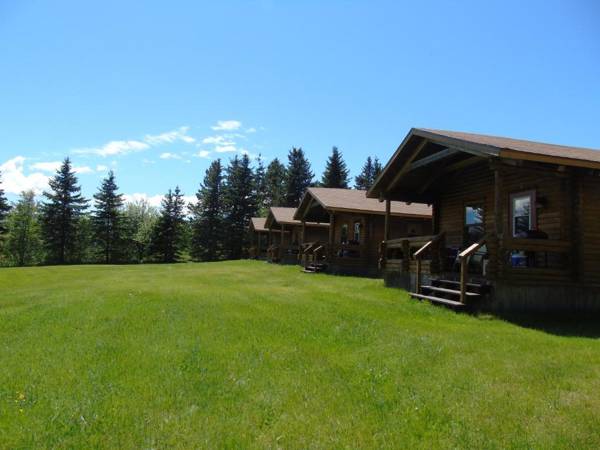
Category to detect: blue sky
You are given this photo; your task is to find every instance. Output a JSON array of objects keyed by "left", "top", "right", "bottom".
[{"left": 1, "top": 0, "right": 599, "bottom": 205}]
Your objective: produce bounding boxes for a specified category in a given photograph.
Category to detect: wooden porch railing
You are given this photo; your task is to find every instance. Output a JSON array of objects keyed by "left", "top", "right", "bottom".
[
  {"left": 458, "top": 234, "right": 491, "bottom": 304},
  {"left": 414, "top": 232, "right": 446, "bottom": 295}
]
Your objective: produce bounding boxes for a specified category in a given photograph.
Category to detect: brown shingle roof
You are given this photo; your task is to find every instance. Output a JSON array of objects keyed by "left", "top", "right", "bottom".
[
  {"left": 420, "top": 128, "right": 600, "bottom": 165},
  {"left": 265, "top": 207, "right": 329, "bottom": 228},
  {"left": 300, "top": 187, "right": 431, "bottom": 218},
  {"left": 250, "top": 217, "right": 268, "bottom": 232}
]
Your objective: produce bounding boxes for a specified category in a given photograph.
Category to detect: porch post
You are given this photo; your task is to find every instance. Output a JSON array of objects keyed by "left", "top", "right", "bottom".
[
  {"left": 301, "top": 220, "right": 306, "bottom": 244},
  {"left": 280, "top": 224, "right": 285, "bottom": 260},
  {"left": 328, "top": 211, "right": 335, "bottom": 260},
  {"left": 493, "top": 165, "right": 504, "bottom": 279},
  {"left": 384, "top": 199, "right": 391, "bottom": 241}
]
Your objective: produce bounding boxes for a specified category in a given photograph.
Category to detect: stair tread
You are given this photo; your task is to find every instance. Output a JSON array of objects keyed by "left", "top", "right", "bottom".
[
  {"left": 434, "top": 279, "right": 484, "bottom": 289},
  {"left": 410, "top": 293, "right": 465, "bottom": 307},
  {"left": 422, "top": 286, "right": 480, "bottom": 296}
]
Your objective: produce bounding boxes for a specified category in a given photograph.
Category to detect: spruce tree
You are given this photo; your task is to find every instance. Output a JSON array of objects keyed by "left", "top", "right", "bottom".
[
  {"left": 284, "top": 147, "right": 313, "bottom": 207},
  {"left": 40, "top": 158, "right": 89, "bottom": 264},
  {"left": 354, "top": 156, "right": 383, "bottom": 190},
  {"left": 92, "top": 170, "right": 126, "bottom": 263},
  {"left": 4, "top": 191, "right": 42, "bottom": 266},
  {"left": 223, "top": 154, "right": 257, "bottom": 259},
  {"left": 254, "top": 155, "right": 267, "bottom": 215},
  {"left": 264, "top": 158, "right": 286, "bottom": 209},
  {"left": 321, "top": 146, "right": 350, "bottom": 188},
  {"left": 149, "top": 187, "right": 187, "bottom": 263},
  {"left": 190, "top": 159, "right": 224, "bottom": 261},
  {"left": 0, "top": 171, "right": 10, "bottom": 235}
]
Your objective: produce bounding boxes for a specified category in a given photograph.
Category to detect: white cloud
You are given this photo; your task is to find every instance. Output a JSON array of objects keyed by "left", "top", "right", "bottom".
[
  {"left": 159, "top": 152, "right": 182, "bottom": 160},
  {"left": 74, "top": 140, "right": 150, "bottom": 157},
  {"left": 215, "top": 145, "right": 237, "bottom": 153},
  {"left": 144, "top": 126, "right": 195, "bottom": 145},
  {"left": 73, "top": 165, "right": 93, "bottom": 174},
  {"left": 245, "top": 127, "right": 257, "bottom": 133},
  {"left": 196, "top": 150, "right": 211, "bottom": 158},
  {"left": 30, "top": 161, "right": 61, "bottom": 172},
  {"left": 202, "top": 135, "right": 235, "bottom": 146},
  {"left": 123, "top": 192, "right": 196, "bottom": 213},
  {"left": 211, "top": 120, "right": 242, "bottom": 131},
  {"left": 0, "top": 156, "right": 50, "bottom": 195},
  {"left": 73, "top": 126, "right": 195, "bottom": 158},
  {"left": 96, "top": 165, "right": 109, "bottom": 172}
]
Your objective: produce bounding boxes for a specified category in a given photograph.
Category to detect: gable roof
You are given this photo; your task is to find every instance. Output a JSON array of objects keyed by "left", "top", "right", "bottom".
[
  {"left": 420, "top": 129, "right": 600, "bottom": 166},
  {"left": 265, "top": 206, "right": 329, "bottom": 229},
  {"left": 368, "top": 128, "right": 600, "bottom": 200},
  {"left": 250, "top": 217, "right": 268, "bottom": 232},
  {"left": 295, "top": 187, "right": 431, "bottom": 220}
]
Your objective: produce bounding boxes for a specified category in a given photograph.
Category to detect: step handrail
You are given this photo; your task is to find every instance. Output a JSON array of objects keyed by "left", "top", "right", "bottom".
[
  {"left": 458, "top": 234, "right": 492, "bottom": 304},
  {"left": 414, "top": 232, "right": 446, "bottom": 294}
]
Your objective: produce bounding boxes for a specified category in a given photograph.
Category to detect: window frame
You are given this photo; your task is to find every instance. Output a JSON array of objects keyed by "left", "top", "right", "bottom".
[
  {"left": 510, "top": 190, "right": 537, "bottom": 237},
  {"left": 463, "top": 200, "right": 485, "bottom": 246}
]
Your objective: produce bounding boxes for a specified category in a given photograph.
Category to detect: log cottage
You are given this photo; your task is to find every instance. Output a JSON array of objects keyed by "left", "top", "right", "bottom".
[
  {"left": 264, "top": 207, "right": 329, "bottom": 264},
  {"left": 368, "top": 128, "right": 600, "bottom": 311},
  {"left": 294, "top": 187, "right": 432, "bottom": 275},
  {"left": 248, "top": 217, "right": 269, "bottom": 259}
]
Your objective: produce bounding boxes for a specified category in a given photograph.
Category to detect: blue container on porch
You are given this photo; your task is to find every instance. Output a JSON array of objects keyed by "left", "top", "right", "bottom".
[{"left": 511, "top": 253, "right": 528, "bottom": 267}]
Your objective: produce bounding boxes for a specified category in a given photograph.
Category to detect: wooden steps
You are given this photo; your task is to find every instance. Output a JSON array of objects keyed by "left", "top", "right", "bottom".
[
  {"left": 302, "top": 263, "right": 327, "bottom": 274},
  {"left": 410, "top": 278, "right": 488, "bottom": 310}
]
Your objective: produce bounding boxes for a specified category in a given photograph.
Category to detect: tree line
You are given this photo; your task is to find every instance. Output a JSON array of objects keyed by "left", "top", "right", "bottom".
[{"left": 0, "top": 147, "right": 382, "bottom": 266}]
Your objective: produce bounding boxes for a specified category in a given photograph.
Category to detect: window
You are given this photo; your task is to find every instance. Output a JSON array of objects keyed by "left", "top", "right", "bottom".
[
  {"left": 353, "top": 221, "right": 362, "bottom": 243},
  {"left": 340, "top": 224, "right": 348, "bottom": 244},
  {"left": 511, "top": 191, "right": 536, "bottom": 237},
  {"left": 464, "top": 203, "right": 484, "bottom": 245}
]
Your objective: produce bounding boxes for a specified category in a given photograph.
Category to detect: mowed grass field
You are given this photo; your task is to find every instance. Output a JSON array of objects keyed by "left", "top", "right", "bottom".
[{"left": 1, "top": 261, "right": 600, "bottom": 449}]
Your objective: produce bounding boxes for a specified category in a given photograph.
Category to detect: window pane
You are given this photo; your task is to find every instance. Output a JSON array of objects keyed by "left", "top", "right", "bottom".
[
  {"left": 513, "top": 196, "right": 531, "bottom": 218},
  {"left": 512, "top": 194, "right": 532, "bottom": 236},
  {"left": 465, "top": 206, "right": 483, "bottom": 225}
]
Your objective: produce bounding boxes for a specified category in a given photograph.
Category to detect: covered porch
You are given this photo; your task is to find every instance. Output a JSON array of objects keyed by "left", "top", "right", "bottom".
[{"left": 369, "top": 128, "right": 599, "bottom": 311}]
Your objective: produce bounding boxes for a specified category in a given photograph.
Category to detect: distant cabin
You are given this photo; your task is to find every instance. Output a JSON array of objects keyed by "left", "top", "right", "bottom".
[
  {"left": 264, "top": 207, "right": 329, "bottom": 264},
  {"left": 368, "top": 128, "right": 600, "bottom": 311},
  {"left": 294, "top": 187, "right": 432, "bottom": 276},
  {"left": 249, "top": 217, "right": 269, "bottom": 259}
]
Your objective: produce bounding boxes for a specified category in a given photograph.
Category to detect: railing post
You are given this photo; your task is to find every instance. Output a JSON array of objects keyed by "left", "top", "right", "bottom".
[
  {"left": 402, "top": 239, "right": 410, "bottom": 272},
  {"left": 379, "top": 241, "right": 387, "bottom": 269},
  {"left": 416, "top": 256, "right": 422, "bottom": 294},
  {"left": 460, "top": 256, "right": 468, "bottom": 304}
]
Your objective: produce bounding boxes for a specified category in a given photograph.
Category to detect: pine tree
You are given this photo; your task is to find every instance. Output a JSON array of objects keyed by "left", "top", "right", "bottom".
[
  {"left": 321, "top": 146, "right": 350, "bottom": 188},
  {"left": 284, "top": 147, "right": 313, "bottom": 207},
  {"left": 190, "top": 159, "right": 224, "bottom": 261},
  {"left": 223, "top": 154, "right": 257, "bottom": 259},
  {"left": 0, "top": 171, "right": 10, "bottom": 235},
  {"left": 254, "top": 155, "right": 268, "bottom": 215},
  {"left": 264, "top": 158, "right": 286, "bottom": 209},
  {"left": 149, "top": 187, "right": 187, "bottom": 263},
  {"left": 354, "top": 156, "right": 383, "bottom": 190},
  {"left": 4, "top": 191, "right": 42, "bottom": 266},
  {"left": 92, "top": 170, "right": 127, "bottom": 263},
  {"left": 40, "top": 158, "right": 89, "bottom": 264}
]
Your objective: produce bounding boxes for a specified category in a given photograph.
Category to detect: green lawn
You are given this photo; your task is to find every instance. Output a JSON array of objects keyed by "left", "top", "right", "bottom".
[{"left": 1, "top": 261, "right": 599, "bottom": 448}]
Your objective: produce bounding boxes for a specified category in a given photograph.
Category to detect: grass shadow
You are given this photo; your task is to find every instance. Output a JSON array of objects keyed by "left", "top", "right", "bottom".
[{"left": 491, "top": 312, "right": 600, "bottom": 339}]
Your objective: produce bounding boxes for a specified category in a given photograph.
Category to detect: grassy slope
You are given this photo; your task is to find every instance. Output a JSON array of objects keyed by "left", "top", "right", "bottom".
[{"left": 1, "top": 261, "right": 599, "bottom": 449}]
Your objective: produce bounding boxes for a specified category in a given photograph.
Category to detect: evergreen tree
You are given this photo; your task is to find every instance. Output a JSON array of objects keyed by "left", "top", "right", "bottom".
[
  {"left": 149, "top": 187, "right": 187, "bottom": 263},
  {"left": 40, "top": 158, "right": 89, "bottom": 264},
  {"left": 253, "top": 155, "right": 268, "bottom": 215},
  {"left": 0, "top": 171, "right": 10, "bottom": 231},
  {"left": 223, "top": 154, "right": 257, "bottom": 259},
  {"left": 354, "top": 156, "right": 383, "bottom": 190},
  {"left": 264, "top": 158, "right": 286, "bottom": 209},
  {"left": 123, "top": 200, "right": 159, "bottom": 262},
  {"left": 284, "top": 147, "right": 313, "bottom": 206},
  {"left": 189, "top": 159, "right": 224, "bottom": 261},
  {"left": 321, "top": 146, "right": 350, "bottom": 188},
  {"left": 92, "top": 170, "right": 127, "bottom": 263},
  {"left": 4, "top": 191, "right": 42, "bottom": 266}
]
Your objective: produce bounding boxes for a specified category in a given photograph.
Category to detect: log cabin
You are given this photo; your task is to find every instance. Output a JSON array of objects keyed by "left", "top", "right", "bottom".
[
  {"left": 294, "top": 188, "right": 432, "bottom": 275},
  {"left": 368, "top": 128, "right": 600, "bottom": 311},
  {"left": 248, "top": 217, "right": 269, "bottom": 259},
  {"left": 264, "top": 207, "right": 329, "bottom": 264}
]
